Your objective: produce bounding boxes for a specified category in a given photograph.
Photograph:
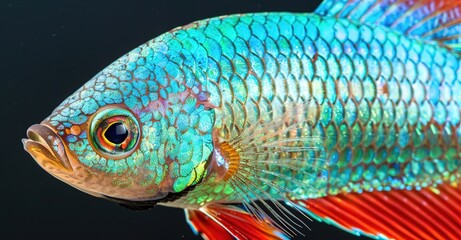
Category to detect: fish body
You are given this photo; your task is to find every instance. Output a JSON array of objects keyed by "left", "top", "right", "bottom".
[
  {"left": 23, "top": 0, "right": 461, "bottom": 239},
  {"left": 157, "top": 12, "right": 461, "bottom": 208}
]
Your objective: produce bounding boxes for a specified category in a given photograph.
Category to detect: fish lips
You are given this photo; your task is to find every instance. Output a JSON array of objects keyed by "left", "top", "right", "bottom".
[{"left": 23, "top": 124, "right": 72, "bottom": 171}]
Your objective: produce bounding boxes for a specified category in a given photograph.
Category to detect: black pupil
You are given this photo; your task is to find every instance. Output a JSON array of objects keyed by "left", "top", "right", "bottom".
[{"left": 104, "top": 122, "right": 128, "bottom": 144}]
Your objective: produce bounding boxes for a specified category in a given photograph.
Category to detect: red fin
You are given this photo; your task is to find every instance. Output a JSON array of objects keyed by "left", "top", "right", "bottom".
[
  {"left": 185, "top": 209, "right": 234, "bottom": 240},
  {"left": 185, "top": 204, "right": 288, "bottom": 240},
  {"left": 299, "top": 183, "right": 461, "bottom": 240}
]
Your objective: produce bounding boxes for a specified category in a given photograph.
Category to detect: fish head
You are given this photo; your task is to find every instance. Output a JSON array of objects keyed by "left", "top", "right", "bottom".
[{"left": 23, "top": 42, "right": 215, "bottom": 202}]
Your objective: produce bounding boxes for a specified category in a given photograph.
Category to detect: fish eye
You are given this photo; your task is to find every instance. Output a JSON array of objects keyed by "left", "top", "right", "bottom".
[
  {"left": 89, "top": 107, "right": 140, "bottom": 159},
  {"left": 104, "top": 122, "right": 128, "bottom": 144}
]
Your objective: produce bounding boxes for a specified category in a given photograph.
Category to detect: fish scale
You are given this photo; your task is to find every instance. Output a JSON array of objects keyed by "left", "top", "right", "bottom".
[
  {"left": 40, "top": 11, "right": 461, "bottom": 205},
  {"left": 23, "top": 0, "right": 461, "bottom": 239},
  {"left": 162, "top": 12, "right": 461, "bottom": 207}
]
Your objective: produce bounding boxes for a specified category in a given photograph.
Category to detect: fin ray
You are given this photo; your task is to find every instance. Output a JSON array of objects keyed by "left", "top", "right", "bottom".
[
  {"left": 185, "top": 205, "right": 289, "bottom": 240},
  {"left": 185, "top": 209, "right": 234, "bottom": 240},
  {"left": 211, "top": 100, "right": 327, "bottom": 236},
  {"left": 297, "top": 183, "right": 461, "bottom": 239}
]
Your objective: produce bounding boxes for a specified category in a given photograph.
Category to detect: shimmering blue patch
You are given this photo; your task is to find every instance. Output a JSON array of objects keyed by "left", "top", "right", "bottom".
[
  {"left": 67, "top": 135, "right": 77, "bottom": 143},
  {"left": 69, "top": 115, "right": 88, "bottom": 125},
  {"left": 82, "top": 98, "right": 99, "bottom": 115},
  {"left": 134, "top": 66, "right": 150, "bottom": 80}
]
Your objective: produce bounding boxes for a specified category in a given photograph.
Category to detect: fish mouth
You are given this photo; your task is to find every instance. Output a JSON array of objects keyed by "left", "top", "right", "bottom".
[{"left": 22, "top": 124, "right": 72, "bottom": 171}]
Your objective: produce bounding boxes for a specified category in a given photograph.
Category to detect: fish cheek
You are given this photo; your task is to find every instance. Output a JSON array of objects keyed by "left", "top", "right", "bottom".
[{"left": 166, "top": 109, "right": 215, "bottom": 193}]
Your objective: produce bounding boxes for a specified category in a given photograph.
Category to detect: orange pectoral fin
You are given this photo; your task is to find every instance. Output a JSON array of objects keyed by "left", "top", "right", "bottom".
[
  {"left": 185, "top": 204, "right": 288, "bottom": 240},
  {"left": 297, "top": 183, "right": 461, "bottom": 240}
]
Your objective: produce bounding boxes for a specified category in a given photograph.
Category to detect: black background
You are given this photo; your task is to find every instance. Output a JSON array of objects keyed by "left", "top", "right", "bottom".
[{"left": 2, "top": 0, "right": 363, "bottom": 239}]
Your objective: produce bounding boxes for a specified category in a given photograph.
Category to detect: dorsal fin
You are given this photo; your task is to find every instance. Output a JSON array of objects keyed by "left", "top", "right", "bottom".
[
  {"left": 315, "top": 0, "right": 461, "bottom": 51},
  {"left": 297, "top": 183, "right": 461, "bottom": 239}
]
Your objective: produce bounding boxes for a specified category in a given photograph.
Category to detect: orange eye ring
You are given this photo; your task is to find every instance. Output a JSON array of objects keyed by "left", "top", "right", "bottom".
[{"left": 89, "top": 108, "right": 140, "bottom": 159}]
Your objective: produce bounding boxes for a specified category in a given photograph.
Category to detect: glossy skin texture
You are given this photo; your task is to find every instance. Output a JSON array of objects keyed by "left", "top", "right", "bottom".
[
  {"left": 169, "top": 13, "right": 461, "bottom": 207},
  {"left": 25, "top": 12, "right": 461, "bottom": 207}
]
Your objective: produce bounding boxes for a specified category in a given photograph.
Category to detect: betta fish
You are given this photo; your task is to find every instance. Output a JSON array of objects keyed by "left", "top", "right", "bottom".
[{"left": 23, "top": 0, "right": 461, "bottom": 239}]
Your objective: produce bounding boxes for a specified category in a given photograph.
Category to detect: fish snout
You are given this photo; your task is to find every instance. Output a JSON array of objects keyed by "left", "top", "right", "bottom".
[{"left": 23, "top": 124, "right": 72, "bottom": 171}]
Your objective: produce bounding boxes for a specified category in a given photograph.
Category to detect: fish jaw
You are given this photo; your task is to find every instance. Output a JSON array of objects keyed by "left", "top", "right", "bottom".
[
  {"left": 23, "top": 124, "right": 72, "bottom": 172},
  {"left": 22, "top": 123, "right": 109, "bottom": 199}
]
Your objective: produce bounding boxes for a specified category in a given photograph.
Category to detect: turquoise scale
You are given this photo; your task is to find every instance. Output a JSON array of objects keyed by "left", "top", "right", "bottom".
[
  {"left": 46, "top": 12, "right": 461, "bottom": 202},
  {"left": 157, "top": 13, "right": 461, "bottom": 201}
]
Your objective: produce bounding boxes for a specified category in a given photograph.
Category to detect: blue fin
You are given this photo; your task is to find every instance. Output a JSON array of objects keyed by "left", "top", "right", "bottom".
[{"left": 315, "top": 0, "right": 461, "bottom": 51}]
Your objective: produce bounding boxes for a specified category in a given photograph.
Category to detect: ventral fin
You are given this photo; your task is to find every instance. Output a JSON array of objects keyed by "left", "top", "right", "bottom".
[
  {"left": 296, "top": 183, "right": 461, "bottom": 240},
  {"left": 185, "top": 208, "right": 234, "bottom": 240},
  {"left": 185, "top": 204, "right": 289, "bottom": 240},
  {"left": 316, "top": 0, "right": 461, "bottom": 51}
]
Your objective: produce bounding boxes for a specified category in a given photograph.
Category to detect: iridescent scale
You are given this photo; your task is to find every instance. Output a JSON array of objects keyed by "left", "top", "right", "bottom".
[
  {"left": 157, "top": 13, "right": 461, "bottom": 206},
  {"left": 25, "top": 2, "right": 461, "bottom": 239},
  {"left": 47, "top": 12, "right": 461, "bottom": 206}
]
